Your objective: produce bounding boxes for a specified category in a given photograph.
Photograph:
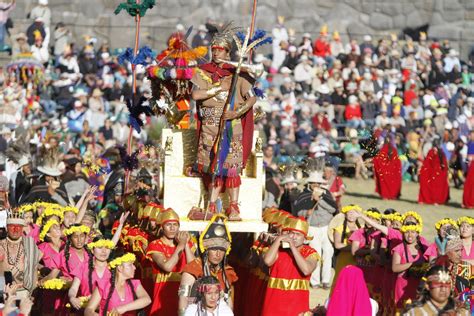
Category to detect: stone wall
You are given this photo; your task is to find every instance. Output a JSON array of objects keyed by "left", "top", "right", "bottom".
[{"left": 10, "top": 0, "right": 474, "bottom": 59}]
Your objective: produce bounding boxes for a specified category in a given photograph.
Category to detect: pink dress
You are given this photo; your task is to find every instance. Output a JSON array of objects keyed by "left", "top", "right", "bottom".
[
  {"left": 25, "top": 224, "right": 40, "bottom": 244},
  {"left": 38, "top": 242, "right": 67, "bottom": 313},
  {"left": 38, "top": 242, "right": 62, "bottom": 269},
  {"left": 98, "top": 279, "right": 142, "bottom": 316},
  {"left": 77, "top": 264, "right": 111, "bottom": 296},
  {"left": 462, "top": 241, "right": 474, "bottom": 260},
  {"left": 423, "top": 243, "right": 439, "bottom": 260},
  {"left": 55, "top": 247, "right": 90, "bottom": 280},
  {"left": 391, "top": 242, "right": 427, "bottom": 308}
]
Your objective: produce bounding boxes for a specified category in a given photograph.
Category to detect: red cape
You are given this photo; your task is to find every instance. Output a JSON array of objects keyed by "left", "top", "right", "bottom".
[
  {"left": 418, "top": 148, "right": 449, "bottom": 204},
  {"left": 463, "top": 162, "right": 474, "bottom": 208},
  {"left": 373, "top": 144, "right": 402, "bottom": 199}
]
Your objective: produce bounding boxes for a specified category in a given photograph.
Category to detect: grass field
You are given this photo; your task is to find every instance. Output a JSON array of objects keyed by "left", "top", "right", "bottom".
[{"left": 309, "top": 176, "right": 472, "bottom": 308}]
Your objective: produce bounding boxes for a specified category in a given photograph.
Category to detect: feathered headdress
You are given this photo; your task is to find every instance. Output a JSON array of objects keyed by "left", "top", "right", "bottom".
[
  {"left": 37, "top": 146, "right": 62, "bottom": 177},
  {"left": 210, "top": 22, "right": 239, "bottom": 51},
  {"left": 5, "top": 137, "right": 31, "bottom": 168},
  {"left": 279, "top": 161, "right": 300, "bottom": 185}
]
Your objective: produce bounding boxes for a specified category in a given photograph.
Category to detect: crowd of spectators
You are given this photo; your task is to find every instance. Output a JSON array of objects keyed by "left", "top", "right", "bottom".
[{"left": 1, "top": 0, "right": 474, "bottom": 188}]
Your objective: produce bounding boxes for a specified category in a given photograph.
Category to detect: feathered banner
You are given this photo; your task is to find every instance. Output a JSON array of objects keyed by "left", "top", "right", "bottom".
[
  {"left": 117, "top": 146, "right": 140, "bottom": 171},
  {"left": 114, "top": 0, "right": 156, "bottom": 17},
  {"left": 126, "top": 96, "right": 154, "bottom": 133},
  {"left": 118, "top": 46, "right": 154, "bottom": 66},
  {"left": 235, "top": 29, "right": 272, "bottom": 50}
]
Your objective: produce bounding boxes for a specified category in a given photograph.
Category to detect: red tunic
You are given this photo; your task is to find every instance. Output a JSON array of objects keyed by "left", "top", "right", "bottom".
[
  {"left": 146, "top": 238, "right": 194, "bottom": 316},
  {"left": 261, "top": 246, "right": 319, "bottom": 316},
  {"left": 463, "top": 162, "right": 474, "bottom": 208},
  {"left": 418, "top": 148, "right": 449, "bottom": 204},
  {"left": 373, "top": 144, "right": 402, "bottom": 199}
]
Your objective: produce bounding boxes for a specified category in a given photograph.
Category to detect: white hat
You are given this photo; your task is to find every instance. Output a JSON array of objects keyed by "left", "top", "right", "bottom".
[
  {"left": 424, "top": 109, "right": 433, "bottom": 119},
  {"left": 283, "top": 77, "right": 292, "bottom": 83},
  {"left": 271, "top": 104, "right": 280, "bottom": 112},
  {"left": 198, "top": 24, "right": 207, "bottom": 32},
  {"left": 39, "top": 0, "right": 48, "bottom": 4},
  {"left": 452, "top": 120, "right": 459, "bottom": 128},
  {"left": 288, "top": 46, "right": 297, "bottom": 53},
  {"left": 280, "top": 67, "right": 292, "bottom": 74},
  {"left": 18, "top": 156, "right": 30, "bottom": 168},
  {"left": 281, "top": 120, "right": 292, "bottom": 127},
  {"left": 318, "top": 85, "right": 330, "bottom": 95},
  {"left": 438, "top": 99, "right": 448, "bottom": 106},
  {"left": 176, "top": 24, "right": 185, "bottom": 32},
  {"left": 307, "top": 94, "right": 317, "bottom": 101},
  {"left": 348, "top": 95, "right": 358, "bottom": 104},
  {"left": 446, "top": 142, "right": 455, "bottom": 151},
  {"left": 444, "top": 122, "right": 452, "bottom": 130},
  {"left": 281, "top": 175, "right": 299, "bottom": 185},
  {"left": 349, "top": 128, "right": 358, "bottom": 138},
  {"left": 306, "top": 172, "right": 327, "bottom": 184},
  {"left": 60, "top": 117, "right": 69, "bottom": 124},
  {"left": 303, "top": 32, "right": 311, "bottom": 38},
  {"left": 0, "top": 126, "right": 11, "bottom": 135},
  {"left": 363, "top": 72, "right": 372, "bottom": 80},
  {"left": 363, "top": 35, "right": 372, "bottom": 42},
  {"left": 448, "top": 49, "right": 458, "bottom": 57},
  {"left": 299, "top": 55, "right": 308, "bottom": 62},
  {"left": 35, "top": 16, "right": 44, "bottom": 22}
]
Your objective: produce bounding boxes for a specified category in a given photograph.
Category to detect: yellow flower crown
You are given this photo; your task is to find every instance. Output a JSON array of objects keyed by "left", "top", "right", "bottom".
[
  {"left": 382, "top": 213, "right": 402, "bottom": 222},
  {"left": 435, "top": 218, "right": 458, "bottom": 230},
  {"left": 37, "top": 205, "right": 64, "bottom": 225},
  {"left": 109, "top": 253, "right": 136, "bottom": 269},
  {"left": 365, "top": 210, "right": 382, "bottom": 220},
  {"left": 39, "top": 219, "right": 59, "bottom": 242},
  {"left": 402, "top": 211, "right": 423, "bottom": 226},
  {"left": 341, "top": 204, "right": 363, "bottom": 214},
  {"left": 457, "top": 216, "right": 474, "bottom": 226},
  {"left": 62, "top": 206, "right": 79, "bottom": 214},
  {"left": 41, "top": 278, "right": 71, "bottom": 290},
  {"left": 18, "top": 204, "right": 35, "bottom": 214},
  {"left": 87, "top": 239, "right": 114, "bottom": 250},
  {"left": 400, "top": 224, "right": 422, "bottom": 234},
  {"left": 64, "top": 225, "right": 90, "bottom": 236}
]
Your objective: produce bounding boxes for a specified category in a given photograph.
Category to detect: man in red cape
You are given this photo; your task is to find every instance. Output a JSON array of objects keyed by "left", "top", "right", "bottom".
[
  {"left": 373, "top": 138, "right": 402, "bottom": 199},
  {"left": 190, "top": 24, "right": 256, "bottom": 220},
  {"left": 463, "top": 162, "right": 474, "bottom": 208},
  {"left": 418, "top": 142, "right": 449, "bottom": 204}
]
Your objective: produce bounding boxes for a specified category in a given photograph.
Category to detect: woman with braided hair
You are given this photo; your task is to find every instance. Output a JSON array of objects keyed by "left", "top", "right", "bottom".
[
  {"left": 84, "top": 253, "right": 151, "bottom": 316},
  {"left": 418, "top": 139, "right": 450, "bottom": 205},
  {"left": 68, "top": 213, "right": 129, "bottom": 310},
  {"left": 56, "top": 224, "right": 92, "bottom": 280},
  {"left": 183, "top": 276, "right": 234, "bottom": 316}
]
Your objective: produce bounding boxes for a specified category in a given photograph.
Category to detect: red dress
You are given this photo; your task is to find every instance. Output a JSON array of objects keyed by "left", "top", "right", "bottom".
[
  {"left": 373, "top": 144, "right": 402, "bottom": 199},
  {"left": 145, "top": 238, "right": 193, "bottom": 316},
  {"left": 418, "top": 148, "right": 449, "bottom": 204},
  {"left": 463, "top": 162, "right": 474, "bottom": 208},
  {"left": 261, "top": 246, "right": 319, "bottom": 316}
]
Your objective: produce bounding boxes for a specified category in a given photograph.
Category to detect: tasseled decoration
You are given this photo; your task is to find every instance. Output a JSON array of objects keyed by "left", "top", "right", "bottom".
[
  {"left": 125, "top": 96, "right": 154, "bottom": 133},
  {"left": 118, "top": 46, "right": 154, "bottom": 66},
  {"left": 235, "top": 29, "right": 273, "bottom": 49},
  {"left": 253, "top": 87, "right": 265, "bottom": 99},
  {"left": 114, "top": 0, "right": 156, "bottom": 17},
  {"left": 117, "top": 146, "right": 140, "bottom": 171}
]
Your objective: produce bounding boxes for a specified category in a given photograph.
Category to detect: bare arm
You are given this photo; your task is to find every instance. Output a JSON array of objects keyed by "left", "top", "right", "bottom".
[
  {"left": 178, "top": 272, "right": 196, "bottom": 312},
  {"left": 392, "top": 251, "right": 412, "bottom": 273},
  {"left": 68, "top": 277, "right": 82, "bottom": 310},
  {"left": 289, "top": 242, "right": 318, "bottom": 276},
  {"left": 84, "top": 287, "right": 101, "bottom": 316},
  {"left": 75, "top": 186, "right": 97, "bottom": 224},
  {"left": 111, "top": 211, "right": 129, "bottom": 246},
  {"left": 333, "top": 231, "right": 350, "bottom": 250},
  {"left": 262, "top": 235, "right": 285, "bottom": 267},
  {"left": 357, "top": 212, "right": 389, "bottom": 235},
  {"left": 115, "top": 284, "right": 151, "bottom": 314}
]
